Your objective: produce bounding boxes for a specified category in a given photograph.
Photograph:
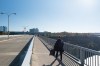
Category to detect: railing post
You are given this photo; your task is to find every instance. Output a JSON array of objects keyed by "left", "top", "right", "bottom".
[{"left": 80, "top": 48, "right": 85, "bottom": 66}]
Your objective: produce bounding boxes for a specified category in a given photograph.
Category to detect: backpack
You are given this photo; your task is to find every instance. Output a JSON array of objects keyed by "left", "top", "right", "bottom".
[
  {"left": 54, "top": 39, "right": 64, "bottom": 51},
  {"left": 49, "top": 49, "right": 55, "bottom": 56}
]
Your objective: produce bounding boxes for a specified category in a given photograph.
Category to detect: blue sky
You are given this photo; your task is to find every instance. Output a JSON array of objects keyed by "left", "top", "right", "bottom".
[{"left": 0, "top": 0, "right": 100, "bottom": 33}]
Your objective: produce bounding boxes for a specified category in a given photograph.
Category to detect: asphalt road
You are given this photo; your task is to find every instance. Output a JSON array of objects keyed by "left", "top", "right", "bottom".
[{"left": 0, "top": 35, "right": 33, "bottom": 66}]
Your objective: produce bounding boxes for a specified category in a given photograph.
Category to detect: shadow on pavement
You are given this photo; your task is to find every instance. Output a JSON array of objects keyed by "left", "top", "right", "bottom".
[{"left": 42, "top": 59, "right": 66, "bottom": 66}]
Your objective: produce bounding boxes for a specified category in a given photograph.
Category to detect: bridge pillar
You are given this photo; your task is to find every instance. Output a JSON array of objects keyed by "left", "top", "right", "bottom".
[{"left": 80, "top": 48, "right": 85, "bottom": 66}]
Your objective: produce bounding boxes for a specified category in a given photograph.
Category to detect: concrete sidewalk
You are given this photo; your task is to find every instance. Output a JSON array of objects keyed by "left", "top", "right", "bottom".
[{"left": 32, "top": 37, "right": 62, "bottom": 66}]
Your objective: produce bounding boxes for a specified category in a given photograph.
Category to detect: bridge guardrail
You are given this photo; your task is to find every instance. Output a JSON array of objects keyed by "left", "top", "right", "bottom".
[
  {"left": 38, "top": 35, "right": 100, "bottom": 66},
  {"left": 21, "top": 36, "right": 34, "bottom": 66},
  {"left": 0, "top": 35, "right": 23, "bottom": 38}
]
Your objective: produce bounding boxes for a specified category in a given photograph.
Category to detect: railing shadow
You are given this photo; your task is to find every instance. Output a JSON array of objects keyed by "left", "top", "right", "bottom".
[{"left": 43, "top": 58, "right": 66, "bottom": 66}]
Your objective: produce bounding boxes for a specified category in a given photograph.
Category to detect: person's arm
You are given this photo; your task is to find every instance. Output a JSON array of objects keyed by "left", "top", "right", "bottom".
[{"left": 54, "top": 41, "right": 57, "bottom": 48}]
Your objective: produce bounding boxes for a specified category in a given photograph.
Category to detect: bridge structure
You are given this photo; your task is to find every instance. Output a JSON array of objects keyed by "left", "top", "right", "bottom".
[
  {"left": 34, "top": 36, "right": 100, "bottom": 66},
  {"left": 0, "top": 35, "right": 100, "bottom": 66}
]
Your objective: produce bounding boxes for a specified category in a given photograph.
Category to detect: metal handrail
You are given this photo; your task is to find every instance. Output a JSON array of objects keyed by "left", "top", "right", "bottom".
[{"left": 39, "top": 36, "right": 100, "bottom": 66}]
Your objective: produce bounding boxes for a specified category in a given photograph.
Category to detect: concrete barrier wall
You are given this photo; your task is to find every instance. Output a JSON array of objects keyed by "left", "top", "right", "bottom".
[
  {"left": 0, "top": 35, "right": 22, "bottom": 38},
  {"left": 9, "top": 36, "right": 33, "bottom": 66},
  {"left": 21, "top": 36, "right": 34, "bottom": 66}
]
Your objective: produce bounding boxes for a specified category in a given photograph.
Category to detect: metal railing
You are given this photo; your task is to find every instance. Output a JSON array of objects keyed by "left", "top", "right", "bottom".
[{"left": 38, "top": 36, "right": 100, "bottom": 66}]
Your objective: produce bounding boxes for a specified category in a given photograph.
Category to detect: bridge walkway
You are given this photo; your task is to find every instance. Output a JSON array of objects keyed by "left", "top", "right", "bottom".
[{"left": 32, "top": 36, "right": 80, "bottom": 66}]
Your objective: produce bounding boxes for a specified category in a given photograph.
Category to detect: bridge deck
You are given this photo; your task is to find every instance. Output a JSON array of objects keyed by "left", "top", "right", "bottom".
[
  {"left": 0, "top": 35, "right": 32, "bottom": 66},
  {"left": 32, "top": 37, "right": 80, "bottom": 66}
]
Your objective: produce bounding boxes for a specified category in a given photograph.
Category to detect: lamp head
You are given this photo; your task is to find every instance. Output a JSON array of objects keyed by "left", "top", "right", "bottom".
[
  {"left": 13, "top": 13, "right": 16, "bottom": 15},
  {"left": 0, "top": 12, "right": 5, "bottom": 14}
]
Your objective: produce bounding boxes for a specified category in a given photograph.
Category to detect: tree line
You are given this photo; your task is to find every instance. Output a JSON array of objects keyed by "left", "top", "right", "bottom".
[{"left": 40, "top": 32, "right": 100, "bottom": 51}]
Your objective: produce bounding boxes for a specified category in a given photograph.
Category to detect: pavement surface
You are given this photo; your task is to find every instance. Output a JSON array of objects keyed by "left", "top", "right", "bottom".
[
  {"left": 32, "top": 37, "right": 64, "bottom": 66},
  {"left": 0, "top": 35, "right": 33, "bottom": 66},
  {"left": 32, "top": 36, "right": 80, "bottom": 66}
]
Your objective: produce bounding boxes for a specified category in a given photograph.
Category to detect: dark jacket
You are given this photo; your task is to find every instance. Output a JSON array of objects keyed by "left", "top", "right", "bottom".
[{"left": 54, "top": 39, "right": 64, "bottom": 51}]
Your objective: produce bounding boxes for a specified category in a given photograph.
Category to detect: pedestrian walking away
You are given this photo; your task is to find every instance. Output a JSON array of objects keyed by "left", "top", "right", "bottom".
[{"left": 54, "top": 36, "right": 64, "bottom": 61}]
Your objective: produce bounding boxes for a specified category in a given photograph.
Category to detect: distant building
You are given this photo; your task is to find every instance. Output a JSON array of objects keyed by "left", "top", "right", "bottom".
[
  {"left": 0, "top": 26, "right": 7, "bottom": 32},
  {"left": 30, "top": 28, "right": 39, "bottom": 34}
]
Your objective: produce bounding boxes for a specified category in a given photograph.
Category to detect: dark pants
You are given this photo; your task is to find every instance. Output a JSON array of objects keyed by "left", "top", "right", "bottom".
[{"left": 55, "top": 50, "right": 63, "bottom": 61}]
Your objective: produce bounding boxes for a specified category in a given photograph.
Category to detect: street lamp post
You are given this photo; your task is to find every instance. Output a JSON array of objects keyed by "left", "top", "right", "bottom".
[{"left": 0, "top": 12, "right": 16, "bottom": 39}]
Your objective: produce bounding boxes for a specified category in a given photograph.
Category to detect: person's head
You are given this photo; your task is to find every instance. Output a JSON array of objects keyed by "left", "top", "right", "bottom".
[
  {"left": 57, "top": 36, "right": 61, "bottom": 42},
  {"left": 58, "top": 35, "right": 61, "bottom": 39}
]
